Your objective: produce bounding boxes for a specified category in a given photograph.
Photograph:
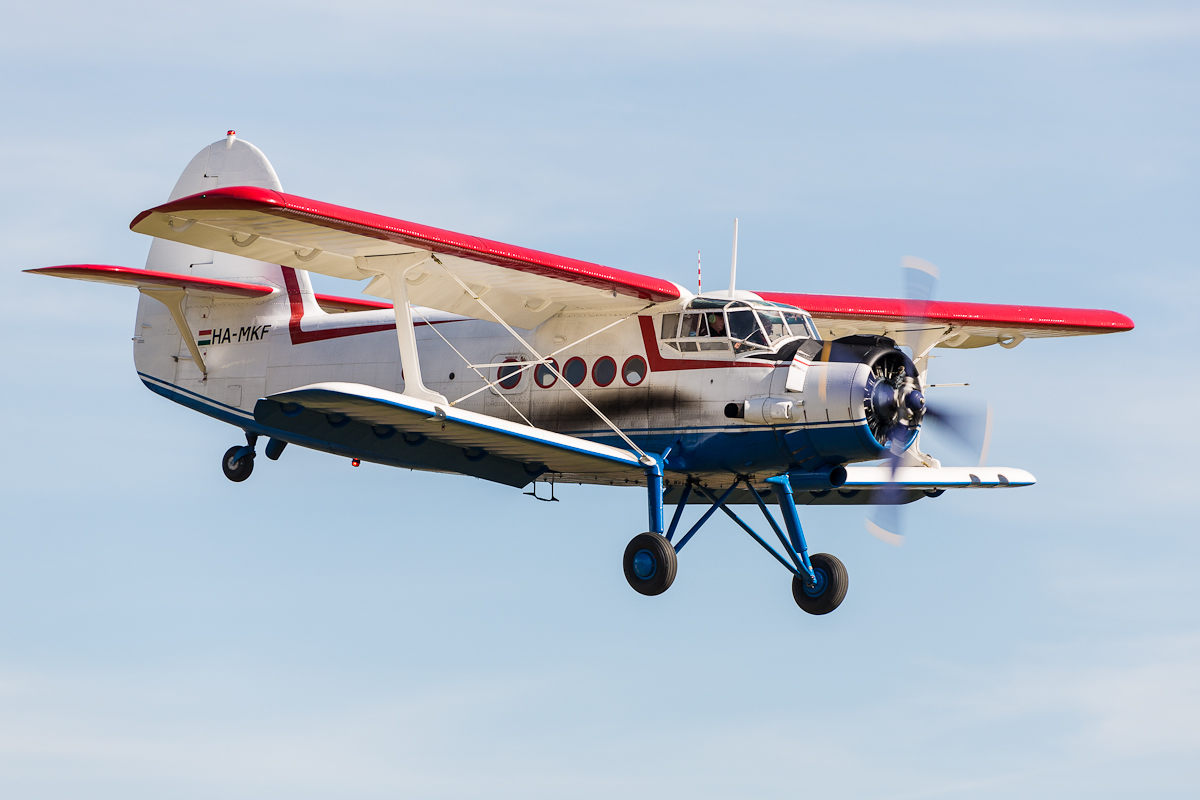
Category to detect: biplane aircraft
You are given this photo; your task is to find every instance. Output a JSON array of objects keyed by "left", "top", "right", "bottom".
[{"left": 27, "top": 133, "right": 1134, "bottom": 614}]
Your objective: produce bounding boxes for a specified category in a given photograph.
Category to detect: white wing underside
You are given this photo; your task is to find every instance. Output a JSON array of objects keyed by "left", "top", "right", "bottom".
[{"left": 132, "top": 198, "right": 676, "bottom": 328}]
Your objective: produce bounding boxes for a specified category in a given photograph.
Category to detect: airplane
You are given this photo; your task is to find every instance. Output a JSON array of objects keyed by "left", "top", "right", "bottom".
[{"left": 26, "top": 132, "right": 1134, "bottom": 615}]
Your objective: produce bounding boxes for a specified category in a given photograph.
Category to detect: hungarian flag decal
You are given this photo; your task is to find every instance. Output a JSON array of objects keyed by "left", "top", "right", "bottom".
[{"left": 197, "top": 329, "right": 212, "bottom": 346}]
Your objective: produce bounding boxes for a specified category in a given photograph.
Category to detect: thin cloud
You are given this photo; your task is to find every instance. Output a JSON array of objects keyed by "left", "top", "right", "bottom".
[{"left": 333, "top": 0, "right": 1200, "bottom": 46}]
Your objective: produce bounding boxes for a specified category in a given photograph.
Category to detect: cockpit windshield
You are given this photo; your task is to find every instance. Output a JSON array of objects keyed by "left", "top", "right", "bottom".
[{"left": 659, "top": 298, "right": 819, "bottom": 355}]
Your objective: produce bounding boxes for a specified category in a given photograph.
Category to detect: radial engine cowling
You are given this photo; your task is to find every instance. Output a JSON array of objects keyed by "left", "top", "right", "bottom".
[{"left": 785, "top": 335, "right": 926, "bottom": 461}]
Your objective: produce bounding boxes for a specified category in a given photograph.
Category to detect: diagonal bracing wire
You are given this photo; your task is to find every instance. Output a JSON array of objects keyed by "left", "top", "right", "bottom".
[
  {"left": 448, "top": 312, "right": 640, "bottom": 407},
  {"left": 410, "top": 304, "right": 536, "bottom": 428},
  {"left": 431, "top": 256, "right": 653, "bottom": 462}
]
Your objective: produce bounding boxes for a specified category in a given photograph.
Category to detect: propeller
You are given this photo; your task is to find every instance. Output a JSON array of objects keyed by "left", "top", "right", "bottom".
[{"left": 864, "top": 257, "right": 994, "bottom": 546}]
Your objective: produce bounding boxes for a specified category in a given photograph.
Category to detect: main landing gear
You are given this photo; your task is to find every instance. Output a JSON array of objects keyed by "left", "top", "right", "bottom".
[
  {"left": 623, "top": 532, "right": 678, "bottom": 596},
  {"left": 222, "top": 433, "right": 256, "bottom": 482},
  {"left": 790, "top": 553, "right": 848, "bottom": 615},
  {"left": 625, "top": 454, "right": 849, "bottom": 615},
  {"left": 221, "top": 433, "right": 289, "bottom": 482}
]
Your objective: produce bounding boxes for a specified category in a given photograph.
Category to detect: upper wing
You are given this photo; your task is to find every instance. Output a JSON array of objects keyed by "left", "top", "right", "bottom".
[
  {"left": 25, "top": 264, "right": 277, "bottom": 299},
  {"left": 255, "top": 382, "right": 644, "bottom": 487},
  {"left": 758, "top": 291, "right": 1133, "bottom": 349},
  {"left": 130, "top": 186, "right": 681, "bottom": 328}
]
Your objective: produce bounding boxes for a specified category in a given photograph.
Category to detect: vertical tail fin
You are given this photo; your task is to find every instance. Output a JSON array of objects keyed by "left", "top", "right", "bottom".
[
  {"left": 134, "top": 134, "right": 321, "bottom": 405},
  {"left": 142, "top": 132, "right": 317, "bottom": 307}
]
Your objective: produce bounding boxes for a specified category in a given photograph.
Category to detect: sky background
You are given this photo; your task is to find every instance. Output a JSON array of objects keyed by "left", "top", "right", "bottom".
[{"left": 2, "top": 1, "right": 1198, "bottom": 797}]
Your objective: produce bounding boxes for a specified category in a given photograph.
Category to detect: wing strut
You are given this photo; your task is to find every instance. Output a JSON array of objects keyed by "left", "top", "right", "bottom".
[
  {"left": 140, "top": 287, "right": 207, "bottom": 376},
  {"left": 354, "top": 252, "right": 448, "bottom": 405}
]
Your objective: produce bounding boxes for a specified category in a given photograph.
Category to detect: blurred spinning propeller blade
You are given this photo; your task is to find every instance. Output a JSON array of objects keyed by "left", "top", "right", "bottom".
[
  {"left": 865, "top": 515, "right": 905, "bottom": 546},
  {"left": 924, "top": 402, "right": 994, "bottom": 464},
  {"left": 901, "top": 255, "right": 939, "bottom": 317},
  {"left": 864, "top": 256, "right": 995, "bottom": 544},
  {"left": 865, "top": 429, "right": 910, "bottom": 545}
]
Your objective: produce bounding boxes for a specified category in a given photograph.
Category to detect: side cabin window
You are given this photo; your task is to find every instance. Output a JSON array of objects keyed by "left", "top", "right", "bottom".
[
  {"left": 681, "top": 312, "right": 708, "bottom": 338},
  {"left": 660, "top": 313, "right": 680, "bottom": 339},
  {"left": 679, "top": 312, "right": 730, "bottom": 352}
]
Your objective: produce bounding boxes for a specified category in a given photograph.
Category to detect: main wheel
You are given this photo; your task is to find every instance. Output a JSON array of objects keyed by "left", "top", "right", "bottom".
[
  {"left": 792, "top": 553, "right": 848, "bottom": 615},
  {"left": 623, "top": 533, "right": 678, "bottom": 596},
  {"left": 222, "top": 446, "right": 254, "bottom": 482}
]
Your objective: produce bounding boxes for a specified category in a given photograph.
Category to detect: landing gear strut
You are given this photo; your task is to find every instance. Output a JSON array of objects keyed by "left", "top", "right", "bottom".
[
  {"left": 222, "top": 433, "right": 257, "bottom": 482},
  {"left": 631, "top": 453, "right": 850, "bottom": 614}
]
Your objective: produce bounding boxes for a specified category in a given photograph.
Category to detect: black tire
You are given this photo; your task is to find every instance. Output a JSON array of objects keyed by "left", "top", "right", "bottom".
[
  {"left": 791, "top": 553, "right": 848, "bottom": 615},
  {"left": 623, "top": 533, "right": 678, "bottom": 596},
  {"left": 222, "top": 446, "right": 254, "bottom": 482}
]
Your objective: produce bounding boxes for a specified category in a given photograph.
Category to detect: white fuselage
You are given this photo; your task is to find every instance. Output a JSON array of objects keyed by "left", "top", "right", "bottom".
[{"left": 133, "top": 263, "right": 886, "bottom": 483}]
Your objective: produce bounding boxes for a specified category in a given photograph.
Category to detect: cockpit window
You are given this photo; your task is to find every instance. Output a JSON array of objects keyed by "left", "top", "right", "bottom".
[
  {"left": 757, "top": 309, "right": 788, "bottom": 343},
  {"left": 657, "top": 298, "right": 819, "bottom": 355},
  {"left": 727, "top": 308, "right": 768, "bottom": 352},
  {"left": 783, "top": 311, "right": 816, "bottom": 339}
]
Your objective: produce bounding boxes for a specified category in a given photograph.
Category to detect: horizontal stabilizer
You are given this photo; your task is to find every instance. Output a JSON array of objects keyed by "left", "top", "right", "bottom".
[
  {"left": 313, "top": 293, "right": 392, "bottom": 314},
  {"left": 255, "top": 382, "right": 643, "bottom": 488},
  {"left": 25, "top": 264, "right": 277, "bottom": 299}
]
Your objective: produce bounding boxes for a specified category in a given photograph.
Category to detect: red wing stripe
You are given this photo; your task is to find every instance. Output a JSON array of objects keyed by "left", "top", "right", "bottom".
[
  {"left": 26, "top": 264, "right": 275, "bottom": 299},
  {"left": 133, "top": 186, "right": 681, "bottom": 304},
  {"left": 757, "top": 291, "right": 1134, "bottom": 332},
  {"left": 314, "top": 293, "right": 393, "bottom": 313}
]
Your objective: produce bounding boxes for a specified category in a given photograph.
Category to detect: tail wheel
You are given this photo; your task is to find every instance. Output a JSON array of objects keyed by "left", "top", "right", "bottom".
[
  {"left": 623, "top": 533, "right": 678, "bottom": 596},
  {"left": 792, "top": 553, "right": 848, "bottom": 615},
  {"left": 222, "top": 446, "right": 254, "bottom": 482}
]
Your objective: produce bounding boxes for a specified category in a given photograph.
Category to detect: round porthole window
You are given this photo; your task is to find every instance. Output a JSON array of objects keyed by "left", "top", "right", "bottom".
[
  {"left": 563, "top": 357, "right": 588, "bottom": 387},
  {"left": 535, "top": 359, "right": 559, "bottom": 388},
  {"left": 622, "top": 355, "right": 647, "bottom": 386},
  {"left": 498, "top": 358, "right": 522, "bottom": 390},
  {"left": 592, "top": 356, "right": 617, "bottom": 387}
]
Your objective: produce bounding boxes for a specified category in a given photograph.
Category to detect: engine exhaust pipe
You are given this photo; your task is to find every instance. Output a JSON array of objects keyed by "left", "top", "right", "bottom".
[{"left": 786, "top": 465, "right": 848, "bottom": 490}]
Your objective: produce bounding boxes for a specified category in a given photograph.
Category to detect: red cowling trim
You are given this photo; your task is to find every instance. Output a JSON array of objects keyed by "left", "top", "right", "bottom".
[
  {"left": 27, "top": 264, "right": 275, "bottom": 298},
  {"left": 757, "top": 291, "right": 1134, "bottom": 332},
  {"left": 134, "top": 186, "right": 682, "bottom": 304}
]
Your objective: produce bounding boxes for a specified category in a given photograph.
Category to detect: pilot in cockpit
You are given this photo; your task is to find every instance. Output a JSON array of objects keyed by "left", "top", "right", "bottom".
[{"left": 707, "top": 314, "right": 726, "bottom": 337}]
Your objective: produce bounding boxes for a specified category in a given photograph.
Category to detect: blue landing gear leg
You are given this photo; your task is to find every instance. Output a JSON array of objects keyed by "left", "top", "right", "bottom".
[
  {"left": 766, "top": 476, "right": 848, "bottom": 615},
  {"left": 222, "top": 432, "right": 258, "bottom": 483},
  {"left": 623, "top": 450, "right": 678, "bottom": 596},
  {"left": 667, "top": 473, "right": 849, "bottom": 615}
]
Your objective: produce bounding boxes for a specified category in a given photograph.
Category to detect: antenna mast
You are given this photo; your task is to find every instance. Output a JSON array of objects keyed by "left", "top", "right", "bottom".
[
  {"left": 697, "top": 250, "right": 702, "bottom": 294},
  {"left": 729, "top": 218, "right": 739, "bottom": 294}
]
